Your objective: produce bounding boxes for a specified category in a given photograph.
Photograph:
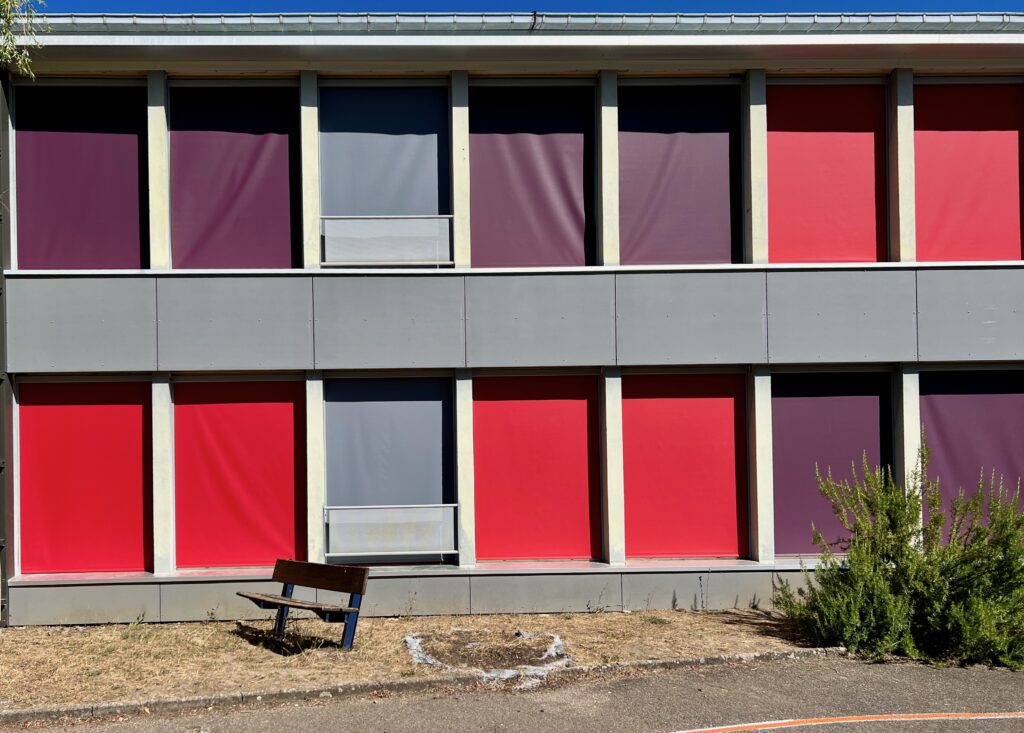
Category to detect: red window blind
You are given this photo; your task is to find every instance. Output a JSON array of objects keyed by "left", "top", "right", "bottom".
[
  {"left": 768, "top": 84, "right": 888, "bottom": 263},
  {"left": 19, "top": 382, "right": 152, "bottom": 574},
  {"left": 174, "top": 381, "right": 306, "bottom": 568},
  {"left": 915, "top": 84, "right": 1024, "bottom": 262},
  {"left": 622, "top": 374, "right": 748, "bottom": 559},
  {"left": 473, "top": 376, "right": 601, "bottom": 561}
]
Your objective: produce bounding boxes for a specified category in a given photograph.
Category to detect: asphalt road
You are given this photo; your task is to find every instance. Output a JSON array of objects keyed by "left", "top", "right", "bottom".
[{"left": 44, "top": 656, "right": 1024, "bottom": 733}]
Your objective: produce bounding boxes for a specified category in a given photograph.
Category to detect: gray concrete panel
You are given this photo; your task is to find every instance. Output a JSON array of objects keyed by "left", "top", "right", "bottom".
[
  {"left": 466, "top": 275, "right": 616, "bottom": 367},
  {"left": 320, "top": 575, "right": 470, "bottom": 616},
  {"left": 917, "top": 268, "right": 1024, "bottom": 361},
  {"left": 157, "top": 277, "right": 314, "bottom": 371},
  {"left": 615, "top": 272, "right": 767, "bottom": 365},
  {"left": 5, "top": 277, "right": 156, "bottom": 372},
  {"left": 469, "top": 573, "right": 622, "bottom": 614},
  {"left": 314, "top": 276, "right": 465, "bottom": 369},
  {"left": 159, "top": 581, "right": 316, "bottom": 622},
  {"left": 767, "top": 270, "right": 918, "bottom": 363},
  {"left": 7, "top": 583, "right": 160, "bottom": 625},
  {"left": 624, "top": 571, "right": 781, "bottom": 612}
]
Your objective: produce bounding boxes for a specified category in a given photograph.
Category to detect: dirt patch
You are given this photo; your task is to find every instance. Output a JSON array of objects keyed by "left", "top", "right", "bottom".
[
  {"left": 414, "top": 628, "right": 558, "bottom": 670},
  {"left": 0, "top": 609, "right": 807, "bottom": 710}
]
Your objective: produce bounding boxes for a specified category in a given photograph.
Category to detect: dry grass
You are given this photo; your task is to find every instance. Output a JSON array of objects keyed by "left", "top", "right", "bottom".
[{"left": 0, "top": 610, "right": 805, "bottom": 709}]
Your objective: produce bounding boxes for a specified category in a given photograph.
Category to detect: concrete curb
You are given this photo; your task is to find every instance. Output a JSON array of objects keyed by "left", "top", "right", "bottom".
[{"left": 0, "top": 646, "right": 847, "bottom": 725}]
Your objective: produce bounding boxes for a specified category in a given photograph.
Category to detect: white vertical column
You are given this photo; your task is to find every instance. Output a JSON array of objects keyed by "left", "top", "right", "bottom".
[
  {"left": 300, "top": 71, "right": 322, "bottom": 269},
  {"left": 602, "top": 367, "right": 626, "bottom": 566},
  {"left": 147, "top": 71, "right": 171, "bottom": 270},
  {"left": 451, "top": 71, "right": 471, "bottom": 268},
  {"left": 889, "top": 68, "right": 917, "bottom": 262},
  {"left": 9, "top": 382, "right": 20, "bottom": 577},
  {"left": 598, "top": 70, "right": 620, "bottom": 266},
  {"left": 748, "top": 367, "right": 775, "bottom": 562},
  {"left": 455, "top": 370, "right": 476, "bottom": 567},
  {"left": 895, "top": 366, "right": 922, "bottom": 488},
  {"left": 152, "top": 377, "right": 175, "bottom": 575},
  {"left": 306, "top": 372, "right": 326, "bottom": 564},
  {"left": 1, "top": 76, "right": 16, "bottom": 270},
  {"left": 743, "top": 69, "right": 769, "bottom": 264}
]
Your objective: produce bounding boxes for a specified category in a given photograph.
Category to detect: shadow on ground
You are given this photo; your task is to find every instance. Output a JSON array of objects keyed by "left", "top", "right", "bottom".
[
  {"left": 232, "top": 621, "right": 344, "bottom": 656},
  {"left": 718, "top": 610, "right": 808, "bottom": 646}
]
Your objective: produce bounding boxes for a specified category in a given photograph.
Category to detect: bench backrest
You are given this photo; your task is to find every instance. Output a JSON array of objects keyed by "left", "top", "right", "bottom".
[{"left": 272, "top": 559, "right": 369, "bottom": 596}]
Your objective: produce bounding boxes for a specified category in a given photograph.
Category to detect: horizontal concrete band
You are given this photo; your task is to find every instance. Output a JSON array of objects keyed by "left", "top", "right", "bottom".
[
  {"left": 4, "top": 569, "right": 803, "bottom": 625},
  {"left": 2, "top": 267, "right": 1017, "bottom": 373}
]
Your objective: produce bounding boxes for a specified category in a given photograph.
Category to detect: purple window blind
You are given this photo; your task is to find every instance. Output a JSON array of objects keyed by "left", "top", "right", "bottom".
[
  {"left": 772, "top": 373, "right": 893, "bottom": 555},
  {"left": 170, "top": 87, "right": 300, "bottom": 269},
  {"left": 618, "top": 85, "right": 741, "bottom": 265},
  {"left": 921, "top": 371, "right": 1024, "bottom": 509},
  {"left": 469, "top": 86, "right": 595, "bottom": 267},
  {"left": 15, "top": 86, "right": 148, "bottom": 269}
]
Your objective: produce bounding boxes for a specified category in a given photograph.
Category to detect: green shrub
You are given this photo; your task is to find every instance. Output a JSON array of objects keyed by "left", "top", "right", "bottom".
[{"left": 775, "top": 445, "right": 1024, "bottom": 668}]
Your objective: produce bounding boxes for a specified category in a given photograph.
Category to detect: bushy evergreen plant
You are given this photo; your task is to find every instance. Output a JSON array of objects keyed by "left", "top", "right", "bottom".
[{"left": 775, "top": 444, "right": 1024, "bottom": 668}]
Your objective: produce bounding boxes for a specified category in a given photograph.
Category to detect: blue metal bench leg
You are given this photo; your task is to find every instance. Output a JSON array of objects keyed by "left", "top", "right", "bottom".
[
  {"left": 273, "top": 583, "right": 294, "bottom": 636},
  {"left": 340, "top": 593, "right": 363, "bottom": 650}
]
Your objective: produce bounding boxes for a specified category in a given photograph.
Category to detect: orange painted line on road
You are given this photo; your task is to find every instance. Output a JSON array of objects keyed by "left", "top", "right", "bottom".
[{"left": 677, "top": 711, "right": 1024, "bottom": 732}]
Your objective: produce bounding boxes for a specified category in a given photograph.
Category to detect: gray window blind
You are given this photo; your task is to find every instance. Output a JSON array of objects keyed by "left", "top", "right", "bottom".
[
  {"left": 324, "top": 377, "right": 454, "bottom": 507},
  {"left": 319, "top": 87, "right": 452, "bottom": 264}
]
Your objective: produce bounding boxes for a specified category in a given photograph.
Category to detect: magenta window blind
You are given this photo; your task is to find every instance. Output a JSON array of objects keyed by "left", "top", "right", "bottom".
[
  {"left": 469, "top": 86, "right": 595, "bottom": 267},
  {"left": 772, "top": 373, "right": 893, "bottom": 555},
  {"left": 170, "top": 86, "right": 301, "bottom": 269},
  {"left": 618, "top": 85, "right": 741, "bottom": 265},
  {"left": 15, "top": 86, "right": 148, "bottom": 269}
]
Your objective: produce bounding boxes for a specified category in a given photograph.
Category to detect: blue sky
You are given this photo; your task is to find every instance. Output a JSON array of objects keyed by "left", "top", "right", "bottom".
[{"left": 36, "top": 1, "right": 1024, "bottom": 14}]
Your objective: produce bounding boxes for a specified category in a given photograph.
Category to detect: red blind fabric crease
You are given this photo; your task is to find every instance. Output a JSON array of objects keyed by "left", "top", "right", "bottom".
[
  {"left": 174, "top": 382, "right": 306, "bottom": 568},
  {"left": 19, "top": 382, "right": 152, "bottom": 574},
  {"left": 914, "top": 84, "right": 1024, "bottom": 262},
  {"left": 472, "top": 376, "right": 601, "bottom": 561},
  {"left": 622, "top": 374, "right": 749, "bottom": 559},
  {"left": 767, "top": 84, "right": 888, "bottom": 263}
]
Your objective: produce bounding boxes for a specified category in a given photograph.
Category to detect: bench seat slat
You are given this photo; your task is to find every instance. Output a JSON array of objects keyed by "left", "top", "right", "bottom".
[{"left": 237, "top": 591, "right": 356, "bottom": 614}]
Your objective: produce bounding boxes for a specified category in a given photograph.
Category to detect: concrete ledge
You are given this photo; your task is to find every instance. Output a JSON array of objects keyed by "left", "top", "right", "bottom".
[{"left": 0, "top": 646, "right": 847, "bottom": 726}]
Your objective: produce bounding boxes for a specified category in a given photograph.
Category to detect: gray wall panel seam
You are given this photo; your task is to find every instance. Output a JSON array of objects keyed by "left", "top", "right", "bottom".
[
  {"left": 763, "top": 271, "right": 771, "bottom": 364},
  {"left": 613, "top": 273, "right": 619, "bottom": 365},
  {"left": 914, "top": 269, "right": 920, "bottom": 362},
  {"left": 462, "top": 275, "right": 468, "bottom": 368},
  {"left": 154, "top": 277, "right": 160, "bottom": 371},
  {"left": 310, "top": 277, "right": 316, "bottom": 368}
]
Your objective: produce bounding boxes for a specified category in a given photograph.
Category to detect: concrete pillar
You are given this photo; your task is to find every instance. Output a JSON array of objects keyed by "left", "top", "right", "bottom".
[
  {"left": 455, "top": 370, "right": 476, "bottom": 567},
  {"left": 306, "top": 372, "right": 326, "bottom": 563},
  {"left": 1, "top": 74, "right": 15, "bottom": 270},
  {"left": 151, "top": 377, "right": 175, "bottom": 574},
  {"left": 895, "top": 366, "right": 922, "bottom": 490},
  {"left": 747, "top": 367, "right": 775, "bottom": 562},
  {"left": 598, "top": 70, "right": 620, "bottom": 266},
  {"left": 300, "top": 71, "right": 322, "bottom": 269},
  {"left": 889, "top": 68, "right": 917, "bottom": 262},
  {"left": 147, "top": 71, "right": 171, "bottom": 270},
  {"left": 7, "top": 381, "right": 20, "bottom": 578},
  {"left": 743, "top": 70, "right": 769, "bottom": 264},
  {"left": 451, "top": 71, "right": 471, "bottom": 268},
  {"left": 602, "top": 367, "right": 626, "bottom": 566}
]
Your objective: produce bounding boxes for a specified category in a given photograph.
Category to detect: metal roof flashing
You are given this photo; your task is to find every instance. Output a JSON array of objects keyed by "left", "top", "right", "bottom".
[{"left": 18, "top": 12, "right": 1024, "bottom": 37}]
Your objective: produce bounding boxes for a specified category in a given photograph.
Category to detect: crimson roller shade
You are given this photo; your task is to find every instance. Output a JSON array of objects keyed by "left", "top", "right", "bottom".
[
  {"left": 618, "top": 86, "right": 741, "bottom": 265},
  {"left": 767, "top": 85, "right": 888, "bottom": 263},
  {"left": 170, "top": 87, "right": 301, "bottom": 269},
  {"left": 622, "top": 374, "right": 748, "bottom": 558},
  {"left": 772, "top": 373, "right": 893, "bottom": 555},
  {"left": 921, "top": 371, "right": 1024, "bottom": 510},
  {"left": 473, "top": 376, "right": 601, "bottom": 560},
  {"left": 19, "top": 382, "right": 152, "bottom": 574},
  {"left": 174, "top": 382, "right": 306, "bottom": 568},
  {"left": 15, "top": 86, "right": 148, "bottom": 269},
  {"left": 469, "top": 86, "right": 596, "bottom": 267},
  {"left": 915, "top": 85, "right": 1024, "bottom": 262}
]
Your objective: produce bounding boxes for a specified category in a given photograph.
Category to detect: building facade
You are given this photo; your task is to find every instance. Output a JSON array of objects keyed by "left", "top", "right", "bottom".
[{"left": 3, "top": 12, "right": 1024, "bottom": 625}]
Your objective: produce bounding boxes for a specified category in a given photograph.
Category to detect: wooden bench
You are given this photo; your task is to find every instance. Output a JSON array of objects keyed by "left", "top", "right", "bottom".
[{"left": 237, "top": 559, "right": 369, "bottom": 650}]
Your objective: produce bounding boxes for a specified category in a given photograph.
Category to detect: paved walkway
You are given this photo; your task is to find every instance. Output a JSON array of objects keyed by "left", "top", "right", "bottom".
[{"left": 42, "top": 656, "right": 1024, "bottom": 733}]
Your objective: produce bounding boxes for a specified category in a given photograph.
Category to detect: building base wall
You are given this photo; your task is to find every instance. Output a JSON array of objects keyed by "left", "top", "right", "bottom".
[{"left": 4, "top": 567, "right": 808, "bottom": 625}]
